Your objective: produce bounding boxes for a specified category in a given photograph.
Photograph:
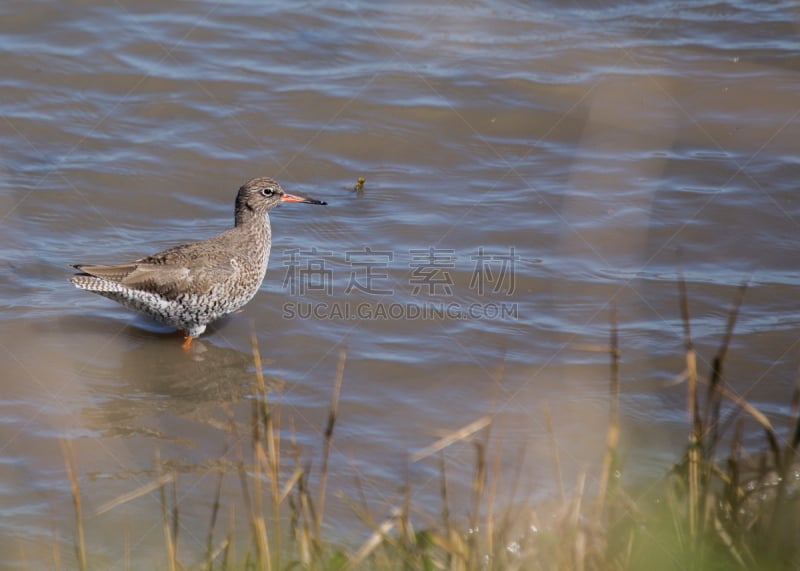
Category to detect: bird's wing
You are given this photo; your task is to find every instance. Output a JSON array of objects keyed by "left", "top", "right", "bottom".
[{"left": 74, "top": 242, "right": 239, "bottom": 299}]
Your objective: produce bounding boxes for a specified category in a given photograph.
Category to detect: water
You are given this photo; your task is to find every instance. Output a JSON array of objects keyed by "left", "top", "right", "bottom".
[{"left": 1, "top": 0, "right": 799, "bottom": 566}]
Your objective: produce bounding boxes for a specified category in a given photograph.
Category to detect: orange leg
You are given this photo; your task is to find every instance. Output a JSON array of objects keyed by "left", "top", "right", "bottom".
[{"left": 181, "top": 335, "right": 193, "bottom": 350}]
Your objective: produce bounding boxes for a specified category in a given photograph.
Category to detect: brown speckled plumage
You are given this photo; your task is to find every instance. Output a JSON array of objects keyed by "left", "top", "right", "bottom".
[{"left": 71, "top": 177, "right": 325, "bottom": 344}]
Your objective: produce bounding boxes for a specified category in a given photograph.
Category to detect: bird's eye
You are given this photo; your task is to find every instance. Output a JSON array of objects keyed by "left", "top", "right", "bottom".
[{"left": 261, "top": 187, "right": 274, "bottom": 197}]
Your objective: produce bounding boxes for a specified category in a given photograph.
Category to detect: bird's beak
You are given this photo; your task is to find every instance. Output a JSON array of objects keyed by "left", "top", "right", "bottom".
[{"left": 281, "top": 192, "right": 327, "bottom": 205}]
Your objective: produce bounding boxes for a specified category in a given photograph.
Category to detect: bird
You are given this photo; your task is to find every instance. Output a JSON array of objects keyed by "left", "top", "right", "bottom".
[{"left": 70, "top": 176, "right": 326, "bottom": 349}]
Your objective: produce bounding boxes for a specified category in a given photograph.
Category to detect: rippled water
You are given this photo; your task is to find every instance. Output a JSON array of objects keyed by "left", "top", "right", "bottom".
[{"left": 1, "top": 0, "right": 799, "bottom": 566}]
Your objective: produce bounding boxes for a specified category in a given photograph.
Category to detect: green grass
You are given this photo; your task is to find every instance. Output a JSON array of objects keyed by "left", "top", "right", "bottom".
[{"left": 55, "top": 280, "right": 800, "bottom": 570}]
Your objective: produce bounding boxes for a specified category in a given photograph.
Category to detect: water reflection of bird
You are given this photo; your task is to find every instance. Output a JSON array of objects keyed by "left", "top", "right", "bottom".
[
  {"left": 71, "top": 177, "right": 326, "bottom": 348},
  {"left": 81, "top": 337, "right": 283, "bottom": 438}
]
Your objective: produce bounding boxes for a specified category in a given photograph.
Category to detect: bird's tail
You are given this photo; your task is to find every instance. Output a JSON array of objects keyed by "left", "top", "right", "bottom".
[{"left": 70, "top": 274, "right": 125, "bottom": 292}]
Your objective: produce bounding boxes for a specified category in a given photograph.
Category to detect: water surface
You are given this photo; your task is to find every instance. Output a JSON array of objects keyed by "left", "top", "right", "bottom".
[{"left": 1, "top": 0, "right": 799, "bottom": 566}]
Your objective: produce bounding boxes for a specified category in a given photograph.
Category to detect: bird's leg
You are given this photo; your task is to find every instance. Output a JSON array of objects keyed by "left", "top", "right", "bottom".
[{"left": 181, "top": 335, "right": 193, "bottom": 350}]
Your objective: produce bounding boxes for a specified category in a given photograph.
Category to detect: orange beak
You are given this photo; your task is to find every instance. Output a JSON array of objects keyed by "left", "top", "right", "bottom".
[{"left": 281, "top": 192, "right": 327, "bottom": 205}]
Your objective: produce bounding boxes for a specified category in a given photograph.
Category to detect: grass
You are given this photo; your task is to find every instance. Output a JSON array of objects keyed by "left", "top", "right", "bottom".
[{"left": 52, "top": 280, "right": 800, "bottom": 570}]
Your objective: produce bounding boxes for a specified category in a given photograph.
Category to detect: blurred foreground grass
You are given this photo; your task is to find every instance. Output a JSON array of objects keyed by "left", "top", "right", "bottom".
[{"left": 55, "top": 280, "right": 800, "bottom": 570}]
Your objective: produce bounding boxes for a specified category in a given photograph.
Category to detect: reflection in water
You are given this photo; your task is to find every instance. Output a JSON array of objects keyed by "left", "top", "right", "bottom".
[{"left": 80, "top": 332, "right": 283, "bottom": 439}]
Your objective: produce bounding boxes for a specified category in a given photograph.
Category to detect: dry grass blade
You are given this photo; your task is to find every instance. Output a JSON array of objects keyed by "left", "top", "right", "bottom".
[
  {"left": 250, "top": 327, "right": 283, "bottom": 565},
  {"left": 725, "top": 416, "right": 745, "bottom": 528},
  {"left": 350, "top": 509, "right": 400, "bottom": 566},
  {"left": 316, "top": 345, "right": 346, "bottom": 540},
  {"left": 249, "top": 327, "right": 280, "bottom": 567},
  {"left": 468, "top": 439, "right": 486, "bottom": 569},
  {"left": 678, "top": 273, "right": 701, "bottom": 539},
  {"left": 439, "top": 452, "right": 451, "bottom": 544},
  {"left": 768, "top": 369, "right": 800, "bottom": 555},
  {"left": 710, "top": 383, "right": 779, "bottom": 453},
  {"left": 94, "top": 473, "right": 176, "bottom": 516},
  {"left": 59, "top": 439, "right": 86, "bottom": 571},
  {"left": 228, "top": 408, "right": 269, "bottom": 571},
  {"left": 288, "top": 420, "right": 314, "bottom": 568},
  {"left": 486, "top": 436, "right": 503, "bottom": 562},
  {"left": 713, "top": 513, "right": 747, "bottom": 568},
  {"left": 596, "top": 303, "right": 620, "bottom": 518},
  {"left": 704, "top": 282, "right": 747, "bottom": 456},
  {"left": 789, "top": 368, "right": 800, "bottom": 451},
  {"left": 265, "top": 400, "right": 281, "bottom": 564},
  {"left": 205, "top": 470, "right": 225, "bottom": 571},
  {"left": 572, "top": 471, "right": 587, "bottom": 531},
  {"left": 17, "top": 540, "right": 28, "bottom": 570},
  {"left": 207, "top": 537, "right": 231, "bottom": 568},
  {"left": 250, "top": 323, "right": 267, "bottom": 398},
  {"left": 543, "top": 403, "right": 564, "bottom": 503},
  {"left": 678, "top": 275, "right": 699, "bottom": 432},
  {"left": 676, "top": 365, "right": 782, "bottom": 465},
  {"left": 275, "top": 466, "right": 302, "bottom": 505},
  {"left": 716, "top": 282, "right": 748, "bottom": 363},
  {"left": 249, "top": 333, "right": 274, "bottom": 571},
  {"left": 251, "top": 436, "right": 270, "bottom": 570},
  {"left": 410, "top": 416, "right": 492, "bottom": 462},
  {"left": 482, "top": 355, "right": 505, "bottom": 562},
  {"left": 400, "top": 471, "right": 412, "bottom": 550},
  {"left": 155, "top": 449, "right": 177, "bottom": 571},
  {"left": 661, "top": 368, "right": 689, "bottom": 388},
  {"left": 170, "top": 471, "right": 179, "bottom": 558}
]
